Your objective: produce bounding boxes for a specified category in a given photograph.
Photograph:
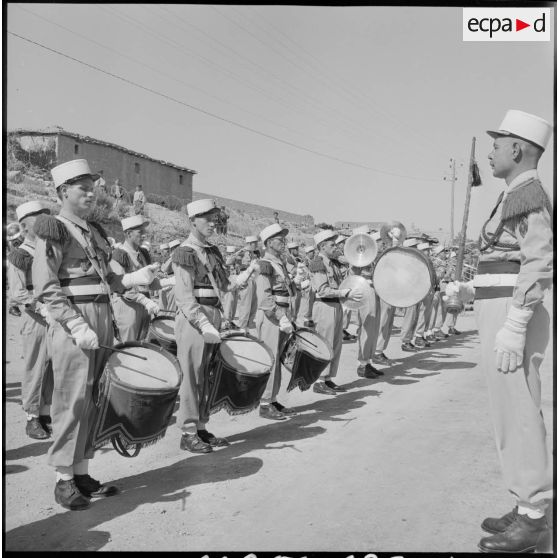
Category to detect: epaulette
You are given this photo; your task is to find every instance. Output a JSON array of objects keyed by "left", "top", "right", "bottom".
[
  {"left": 258, "top": 260, "right": 274, "bottom": 276},
  {"left": 207, "top": 244, "right": 224, "bottom": 263},
  {"left": 308, "top": 256, "right": 326, "bottom": 273},
  {"left": 172, "top": 246, "right": 196, "bottom": 267},
  {"left": 501, "top": 179, "right": 552, "bottom": 228},
  {"left": 111, "top": 248, "right": 132, "bottom": 270},
  {"left": 138, "top": 246, "right": 151, "bottom": 265},
  {"left": 34, "top": 214, "right": 70, "bottom": 243},
  {"left": 8, "top": 247, "right": 33, "bottom": 271},
  {"left": 89, "top": 221, "right": 109, "bottom": 244}
]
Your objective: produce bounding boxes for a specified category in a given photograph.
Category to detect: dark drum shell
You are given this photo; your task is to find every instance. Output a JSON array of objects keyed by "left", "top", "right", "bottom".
[
  {"left": 91, "top": 341, "right": 182, "bottom": 453},
  {"left": 281, "top": 327, "right": 333, "bottom": 392},
  {"left": 148, "top": 315, "right": 177, "bottom": 355}
]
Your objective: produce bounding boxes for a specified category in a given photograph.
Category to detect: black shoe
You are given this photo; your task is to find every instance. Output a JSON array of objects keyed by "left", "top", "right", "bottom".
[
  {"left": 54, "top": 479, "right": 90, "bottom": 510},
  {"left": 303, "top": 320, "right": 315, "bottom": 328},
  {"left": 481, "top": 507, "right": 518, "bottom": 535},
  {"left": 259, "top": 404, "right": 287, "bottom": 421},
  {"left": 368, "top": 363, "right": 384, "bottom": 376},
  {"left": 313, "top": 381, "right": 337, "bottom": 395},
  {"left": 478, "top": 514, "right": 548, "bottom": 553},
  {"left": 325, "top": 380, "right": 347, "bottom": 392},
  {"left": 39, "top": 415, "right": 53, "bottom": 435},
  {"left": 401, "top": 342, "right": 418, "bottom": 352},
  {"left": 357, "top": 364, "right": 379, "bottom": 379},
  {"left": 197, "top": 429, "right": 230, "bottom": 447},
  {"left": 372, "top": 353, "right": 391, "bottom": 365},
  {"left": 26, "top": 417, "right": 50, "bottom": 440},
  {"left": 74, "top": 474, "right": 119, "bottom": 498},
  {"left": 448, "top": 327, "right": 462, "bottom": 335},
  {"left": 413, "top": 337, "right": 426, "bottom": 348},
  {"left": 433, "top": 330, "right": 447, "bottom": 341},
  {"left": 180, "top": 433, "right": 213, "bottom": 453},
  {"left": 425, "top": 334, "right": 436, "bottom": 343},
  {"left": 272, "top": 401, "right": 297, "bottom": 415},
  {"left": 9, "top": 305, "right": 22, "bottom": 317},
  {"left": 343, "top": 330, "right": 356, "bottom": 341}
]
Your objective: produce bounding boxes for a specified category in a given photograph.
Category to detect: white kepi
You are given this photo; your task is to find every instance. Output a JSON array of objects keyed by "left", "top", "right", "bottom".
[
  {"left": 51, "top": 159, "right": 100, "bottom": 188},
  {"left": 187, "top": 198, "right": 217, "bottom": 218},
  {"left": 260, "top": 223, "right": 289, "bottom": 244},
  {"left": 487, "top": 109, "right": 552, "bottom": 150},
  {"left": 16, "top": 200, "right": 50, "bottom": 221}
]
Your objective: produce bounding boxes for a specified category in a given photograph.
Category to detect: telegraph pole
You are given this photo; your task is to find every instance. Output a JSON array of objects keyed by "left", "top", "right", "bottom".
[{"left": 443, "top": 158, "right": 457, "bottom": 243}]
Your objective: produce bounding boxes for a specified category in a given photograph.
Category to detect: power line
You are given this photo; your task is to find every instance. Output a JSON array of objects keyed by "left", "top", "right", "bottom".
[{"left": 8, "top": 30, "right": 439, "bottom": 181}]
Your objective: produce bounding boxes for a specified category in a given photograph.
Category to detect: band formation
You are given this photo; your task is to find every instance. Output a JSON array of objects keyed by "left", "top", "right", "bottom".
[{"left": 6, "top": 109, "right": 553, "bottom": 554}]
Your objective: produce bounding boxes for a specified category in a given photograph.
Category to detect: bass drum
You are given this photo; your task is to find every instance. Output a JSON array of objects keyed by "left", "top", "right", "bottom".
[
  {"left": 205, "top": 332, "right": 273, "bottom": 416},
  {"left": 281, "top": 327, "right": 333, "bottom": 392},
  {"left": 91, "top": 341, "right": 182, "bottom": 457},
  {"left": 373, "top": 247, "right": 436, "bottom": 308}
]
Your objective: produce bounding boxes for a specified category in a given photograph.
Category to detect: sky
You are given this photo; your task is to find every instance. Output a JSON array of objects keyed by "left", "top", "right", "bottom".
[{"left": 6, "top": 4, "right": 555, "bottom": 237}]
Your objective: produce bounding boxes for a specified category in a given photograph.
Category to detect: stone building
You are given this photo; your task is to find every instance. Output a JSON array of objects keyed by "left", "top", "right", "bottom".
[{"left": 8, "top": 127, "right": 196, "bottom": 202}]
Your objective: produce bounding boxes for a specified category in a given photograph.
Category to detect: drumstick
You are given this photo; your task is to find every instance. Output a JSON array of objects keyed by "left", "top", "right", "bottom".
[
  {"left": 99, "top": 345, "right": 148, "bottom": 361},
  {"left": 293, "top": 332, "right": 318, "bottom": 349}
]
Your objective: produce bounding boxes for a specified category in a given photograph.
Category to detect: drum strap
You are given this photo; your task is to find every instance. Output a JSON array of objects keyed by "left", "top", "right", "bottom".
[
  {"left": 184, "top": 241, "right": 225, "bottom": 307},
  {"left": 55, "top": 215, "right": 122, "bottom": 342},
  {"left": 259, "top": 258, "right": 296, "bottom": 297}
]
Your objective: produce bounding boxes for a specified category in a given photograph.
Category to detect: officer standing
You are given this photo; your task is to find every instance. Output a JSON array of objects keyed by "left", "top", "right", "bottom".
[
  {"left": 32, "top": 159, "right": 158, "bottom": 510},
  {"left": 309, "top": 229, "right": 363, "bottom": 395},
  {"left": 8, "top": 201, "right": 54, "bottom": 439},
  {"left": 173, "top": 199, "right": 259, "bottom": 453},
  {"left": 109, "top": 216, "right": 160, "bottom": 342},
  {"left": 255, "top": 224, "right": 297, "bottom": 420},
  {"left": 454, "top": 110, "right": 553, "bottom": 553}
]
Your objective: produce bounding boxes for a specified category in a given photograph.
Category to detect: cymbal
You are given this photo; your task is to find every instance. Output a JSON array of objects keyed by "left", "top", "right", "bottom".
[
  {"left": 380, "top": 221, "right": 407, "bottom": 245},
  {"left": 344, "top": 233, "right": 378, "bottom": 268},
  {"left": 339, "top": 274, "right": 372, "bottom": 310}
]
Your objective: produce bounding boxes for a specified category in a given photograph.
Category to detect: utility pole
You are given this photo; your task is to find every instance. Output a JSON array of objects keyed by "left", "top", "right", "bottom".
[
  {"left": 455, "top": 137, "right": 476, "bottom": 281},
  {"left": 443, "top": 158, "right": 457, "bottom": 243}
]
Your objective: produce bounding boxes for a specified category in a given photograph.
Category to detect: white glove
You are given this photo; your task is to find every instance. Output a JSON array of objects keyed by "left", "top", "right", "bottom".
[
  {"left": 494, "top": 306, "right": 532, "bottom": 373},
  {"left": 300, "top": 279, "right": 310, "bottom": 290},
  {"left": 344, "top": 287, "right": 364, "bottom": 302},
  {"left": 36, "top": 303, "right": 56, "bottom": 327},
  {"left": 199, "top": 318, "right": 221, "bottom": 344},
  {"left": 445, "top": 282, "right": 460, "bottom": 297},
  {"left": 457, "top": 281, "right": 475, "bottom": 303},
  {"left": 122, "top": 265, "right": 158, "bottom": 288},
  {"left": 66, "top": 316, "right": 99, "bottom": 350},
  {"left": 247, "top": 259, "right": 260, "bottom": 275},
  {"left": 279, "top": 315, "right": 293, "bottom": 334},
  {"left": 143, "top": 299, "right": 160, "bottom": 317},
  {"left": 159, "top": 276, "right": 176, "bottom": 288}
]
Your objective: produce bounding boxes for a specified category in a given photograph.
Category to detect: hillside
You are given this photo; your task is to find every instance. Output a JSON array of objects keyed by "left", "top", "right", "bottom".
[{"left": 5, "top": 171, "right": 317, "bottom": 254}]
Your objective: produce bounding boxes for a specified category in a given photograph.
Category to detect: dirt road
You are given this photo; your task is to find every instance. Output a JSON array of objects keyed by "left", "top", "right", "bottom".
[{"left": 4, "top": 305, "right": 553, "bottom": 553}]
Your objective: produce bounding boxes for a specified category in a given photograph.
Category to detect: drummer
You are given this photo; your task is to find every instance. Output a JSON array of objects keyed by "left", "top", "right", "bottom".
[
  {"left": 236, "top": 235, "right": 260, "bottom": 333},
  {"left": 160, "top": 239, "right": 181, "bottom": 312},
  {"left": 8, "top": 201, "right": 54, "bottom": 440},
  {"left": 32, "top": 158, "right": 159, "bottom": 510},
  {"left": 222, "top": 245, "right": 240, "bottom": 329},
  {"left": 297, "top": 245, "right": 317, "bottom": 328},
  {"left": 348, "top": 226, "right": 382, "bottom": 379},
  {"left": 109, "top": 216, "right": 161, "bottom": 342},
  {"left": 309, "top": 229, "right": 364, "bottom": 395},
  {"left": 173, "top": 199, "right": 259, "bottom": 453},
  {"left": 255, "top": 224, "right": 298, "bottom": 420}
]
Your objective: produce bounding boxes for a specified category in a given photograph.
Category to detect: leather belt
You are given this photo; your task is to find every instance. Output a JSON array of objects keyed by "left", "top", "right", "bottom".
[
  {"left": 319, "top": 297, "right": 340, "bottom": 303},
  {"left": 196, "top": 297, "right": 220, "bottom": 307},
  {"left": 473, "top": 274, "right": 517, "bottom": 287},
  {"left": 274, "top": 295, "right": 291, "bottom": 304},
  {"left": 61, "top": 283, "right": 110, "bottom": 296},
  {"left": 68, "top": 294, "right": 111, "bottom": 304},
  {"left": 194, "top": 288, "right": 217, "bottom": 298},
  {"left": 475, "top": 286, "right": 514, "bottom": 300}
]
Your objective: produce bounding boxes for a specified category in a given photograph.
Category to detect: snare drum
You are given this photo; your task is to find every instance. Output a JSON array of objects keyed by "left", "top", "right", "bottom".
[
  {"left": 148, "top": 315, "right": 177, "bottom": 355},
  {"left": 91, "top": 341, "right": 182, "bottom": 457},
  {"left": 205, "top": 332, "right": 273, "bottom": 416},
  {"left": 281, "top": 327, "right": 333, "bottom": 392},
  {"left": 373, "top": 247, "right": 436, "bottom": 308}
]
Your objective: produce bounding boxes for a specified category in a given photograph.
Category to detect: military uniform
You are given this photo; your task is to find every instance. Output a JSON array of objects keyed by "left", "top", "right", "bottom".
[
  {"left": 222, "top": 248, "right": 240, "bottom": 325},
  {"left": 110, "top": 238, "right": 159, "bottom": 342},
  {"left": 309, "top": 252, "right": 346, "bottom": 384},
  {"left": 255, "top": 253, "right": 295, "bottom": 407},
  {"left": 236, "top": 248, "right": 259, "bottom": 330},
  {"left": 159, "top": 240, "right": 181, "bottom": 312},
  {"left": 8, "top": 235, "right": 53, "bottom": 433}
]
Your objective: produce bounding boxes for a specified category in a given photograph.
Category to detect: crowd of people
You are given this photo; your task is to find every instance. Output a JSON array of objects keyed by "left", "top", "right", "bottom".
[{"left": 5, "top": 108, "right": 553, "bottom": 554}]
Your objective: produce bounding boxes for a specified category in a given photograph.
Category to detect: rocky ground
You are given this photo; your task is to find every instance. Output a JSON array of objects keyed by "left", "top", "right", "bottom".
[{"left": 4, "top": 302, "right": 553, "bottom": 553}]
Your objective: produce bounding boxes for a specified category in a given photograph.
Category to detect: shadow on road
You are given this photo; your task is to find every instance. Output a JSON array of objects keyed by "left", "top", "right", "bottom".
[
  {"left": 6, "top": 441, "right": 52, "bottom": 461},
  {"left": 5, "top": 382, "right": 379, "bottom": 551}
]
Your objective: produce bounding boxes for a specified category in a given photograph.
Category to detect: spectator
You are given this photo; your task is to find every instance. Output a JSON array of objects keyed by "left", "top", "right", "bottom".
[
  {"left": 94, "top": 171, "right": 106, "bottom": 193},
  {"left": 273, "top": 211, "right": 280, "bottom": 224},
  {"left": 133, "top": 185, "right": 146, "bottom": 215},
  {"left": 220, "top": 205, "right": 229, "bottom": 235},
  {"left": 111, "top": 179, "right": 124, "bottom": 208}
]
